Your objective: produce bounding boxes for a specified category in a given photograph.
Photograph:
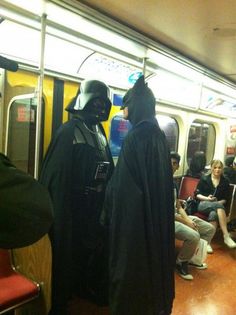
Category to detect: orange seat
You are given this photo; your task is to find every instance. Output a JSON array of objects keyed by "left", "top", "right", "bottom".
[{"left": 0, "top": 249, "right": 40, "bottom": 314}]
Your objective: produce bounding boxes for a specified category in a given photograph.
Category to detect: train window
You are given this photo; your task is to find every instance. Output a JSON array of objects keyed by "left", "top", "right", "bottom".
[
  {"left": 187, "top": 121, "right": 215, "bottom": 165},
  {"left": 109, "top": 114, "right": 132, "bottom": 157},
  {"left": 5, "top": 96, "right": 44, "bottom": 176},
  {"left": 109, "top": 114, "right": 178, "bottom": 157},
  {"left": 157, "top": 115, "right": 179, "bottom": 152}
]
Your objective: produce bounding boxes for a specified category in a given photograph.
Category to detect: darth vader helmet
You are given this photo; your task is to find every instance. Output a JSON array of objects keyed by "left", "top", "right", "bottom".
[{"left": 66, "top": 80, "right": 112, "bottom": 123}]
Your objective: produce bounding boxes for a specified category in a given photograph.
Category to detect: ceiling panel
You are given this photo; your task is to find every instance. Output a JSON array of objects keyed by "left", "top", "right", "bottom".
[{"left": 80, "top": 0, "right": 236, "bottom": 83}]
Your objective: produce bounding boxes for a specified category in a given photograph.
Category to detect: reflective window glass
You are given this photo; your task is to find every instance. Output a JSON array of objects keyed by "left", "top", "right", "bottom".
[
  {"left": 187, "top": 121, "right": 215, "bottom": 166},
  {"left": 109, "top": 113, "right": 178, "bottom": 157},
  {"left": 6, "top": 97, "right": 44, "bottom": 176},
  {"left": 109, "top": 114, "right": 132, "bottom": 157},
  {"left": 157, "top": 115, "right": 179, "bottom": 152}
]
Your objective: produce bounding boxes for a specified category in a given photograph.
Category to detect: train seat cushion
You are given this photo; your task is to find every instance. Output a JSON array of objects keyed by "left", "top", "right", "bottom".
[
  {"left": 193, "top": 212, "right": 208, "bottom": 221},
  {"left": 0, "top": 249, "right": 39, "bottom": 312},
  {"left": 178, "top": 176, "right": 200, "bottom": 200}
]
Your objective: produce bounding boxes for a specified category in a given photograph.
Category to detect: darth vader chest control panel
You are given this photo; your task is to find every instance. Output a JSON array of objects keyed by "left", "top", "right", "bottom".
[{"left": 94, "top": 161, "right": 110, "bottom": 181}]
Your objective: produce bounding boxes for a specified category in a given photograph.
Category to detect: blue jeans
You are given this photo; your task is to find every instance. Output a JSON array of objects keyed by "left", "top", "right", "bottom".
[{"left": 198, "top": 201, "right": 225, "bottom": 221}]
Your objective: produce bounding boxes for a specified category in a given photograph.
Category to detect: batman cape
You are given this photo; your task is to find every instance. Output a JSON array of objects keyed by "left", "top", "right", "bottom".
[
  {"left": 0, "top": 153, "right": 53, "bottom": 249},
  {"left": 39, "top": 118, "right": 114, "bottom": 315},
  {"left": 105, "top": 76, "right": 175, "bottom": 315}
]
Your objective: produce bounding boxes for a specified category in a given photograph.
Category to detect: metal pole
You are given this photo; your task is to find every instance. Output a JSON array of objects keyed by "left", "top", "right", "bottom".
[
  {"left": 0, "top": 69, "right": 4, "bottom": 152},
  {"left": 142, "top": 57, "right": 148, "bottom": 77},
  {"left": 34, "top": 13, "right": 47, "bottom": 179}
]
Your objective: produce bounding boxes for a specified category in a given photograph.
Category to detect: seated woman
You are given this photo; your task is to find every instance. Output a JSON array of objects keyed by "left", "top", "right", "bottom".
[
  {"left": 195, "top": 159, "right": 236, "bottom": 249},
  {"left": 186, "top": 151, "right": 206, "bottom": 178},
  {"left": 223, "top": 155, "right": 236, "bottom": 184}
]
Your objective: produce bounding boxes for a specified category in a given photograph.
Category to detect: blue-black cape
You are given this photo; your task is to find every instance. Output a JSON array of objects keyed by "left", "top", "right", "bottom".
[{"left": 105, "top": 76, "right": 175, "bottom": 315}]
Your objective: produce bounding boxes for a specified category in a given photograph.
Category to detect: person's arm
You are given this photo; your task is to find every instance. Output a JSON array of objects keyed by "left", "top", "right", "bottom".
[
  {"left": 196, "top": 193, "right": 216, "bottom": 201},
  {"left": 195, "top": 176, "right": 216, "bottom": 201},
  {"left": 175, "top": 199, "right": 198, "bottom": 230},
  {"left": 217, "top": 199, "right": 226, "bottom": 204}
]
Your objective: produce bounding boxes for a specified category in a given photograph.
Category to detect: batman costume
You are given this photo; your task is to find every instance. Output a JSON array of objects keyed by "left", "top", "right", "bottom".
[
  {"left": 39, "top": 80, "right": 114, "bottom": 315},
  {"left": 0, "top": 152, "right": 53, "bottom": 249},
  {"left": 105, "top": 76, "right": 175, "bottom": 315}
]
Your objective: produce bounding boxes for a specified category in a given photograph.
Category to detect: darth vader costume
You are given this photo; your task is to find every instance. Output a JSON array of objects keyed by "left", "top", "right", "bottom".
[
  {"left": 0, "top": 153, "right": 53, "bottom": 249},
  {"left": 105, "top": 76, "right": 175, "bottom": 315},
  {"left": 39, "top": 80, "right": 114, "bottom": 315}
]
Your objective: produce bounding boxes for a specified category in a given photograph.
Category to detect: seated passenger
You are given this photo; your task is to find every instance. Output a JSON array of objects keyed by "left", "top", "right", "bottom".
[
  {"left": 196, "top": 159, "right": 236, "bottom": 248},
  {"left": 0, "top": 152, "right": 53, "bottom": 249},
  {"left": 223, "top": 155, "right": 236, "bottom": 184},
  {"left": 171, "top": 152, "right": 215, "bottom": 281},
  {"left": 186, "top": 151, "right": 206, "bottom": 178}
]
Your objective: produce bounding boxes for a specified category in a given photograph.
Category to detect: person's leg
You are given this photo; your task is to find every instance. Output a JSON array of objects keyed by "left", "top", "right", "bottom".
[
  {"left": 175, "top": 221, "right": 199, "bottom": 280},
  {"left": 197, "top": 201, "right": 213, "bottom": 215},
  {"left": 207, "top": 210, "right": 218, "bottom": 229},
  {"left": 209, "top": 220, "right": 218, "bottom": 229},
  {"left": 175, "top": 221, "right": 200, "bottom": 261},
  {"left": 191, "top": 216, "right": 216, "bottom": 244},
  {"left": 217, "top": 208, "right": 236, "bottom": 248},
  {"left": 191, "top": 215, "right": 216, "bottom": 253},
  {"left": 217, "top": 208, "right": 230, "bottom": 235}
]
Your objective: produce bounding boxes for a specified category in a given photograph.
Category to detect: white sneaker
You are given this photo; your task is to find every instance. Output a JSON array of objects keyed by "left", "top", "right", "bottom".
[
  {"left": 224, "top": 235, "right": 236, "bottom": 248},
  {"left": 176, "top": 261, "right": 193, "bottom": 280},
  {"left": 189, "top": 262, "right": 208, "bottom": 270},
  {"left": 207, "top": 244, "right": 213, "bottom": 254}
]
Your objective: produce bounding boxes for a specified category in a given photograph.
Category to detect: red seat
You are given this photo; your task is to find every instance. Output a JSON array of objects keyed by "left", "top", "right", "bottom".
[
  {"left": 178, "top": 176, "right": 208, "bottom": 219},
  {"left": 179, "top": 177, "right": 236, "bottom": 222},
  {"left": 193, "top": 212, "right": 208, "bottom": 220},
  {"left": 179, "top": 176, "right": 200, "bottom": 200},
  {"left": 179, "top": 176, "right": 199, "bottom": 200},
  {"left": 0, "top": 249, "right": 40, "bottom": 314}
]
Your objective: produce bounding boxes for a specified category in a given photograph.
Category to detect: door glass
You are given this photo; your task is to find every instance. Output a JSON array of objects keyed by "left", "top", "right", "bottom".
[
  {"left": 187, "top": 121, "right": 215, "bottom": 166},
  {"left": 6, "top": 97, "right": 43, "bottom": 176}
]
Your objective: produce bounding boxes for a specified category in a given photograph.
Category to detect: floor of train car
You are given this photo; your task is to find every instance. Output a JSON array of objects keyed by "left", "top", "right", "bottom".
[{"left": 68, "top": 230, "right": 236, "bottom": 315}]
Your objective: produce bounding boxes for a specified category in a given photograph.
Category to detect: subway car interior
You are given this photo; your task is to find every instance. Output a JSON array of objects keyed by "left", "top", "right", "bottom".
[{"left": 0, "top": 0, "right": 236, "bottom": 314}]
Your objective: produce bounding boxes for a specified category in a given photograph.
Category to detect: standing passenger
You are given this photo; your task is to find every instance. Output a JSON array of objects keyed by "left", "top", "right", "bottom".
[
  {"left": 39, "top": 80, "right": 114, "bottom": 315},
  {"left": 105, "top": 75, "right": 175, "bottom": 315}
]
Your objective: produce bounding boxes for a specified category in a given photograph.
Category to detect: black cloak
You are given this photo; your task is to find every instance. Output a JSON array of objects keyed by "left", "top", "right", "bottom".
[
  {"left": 39, "top": 117, "right": 114, "bottom": 315},
  {"left": 0, "top": 153, "right": 53, "bottom": 249},
  {"left": 105, "top": 76, "right": 175, "bottom": 315}
]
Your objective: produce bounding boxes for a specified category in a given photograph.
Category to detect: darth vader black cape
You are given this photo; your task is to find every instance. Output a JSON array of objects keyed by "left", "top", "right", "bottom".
[
  {"left": 0, "top": 153, "right": 53, "bottom": 249},
  {"left": 104, "top": 77, "right": 175, "bottom": 315},
  {"left": 39, "top": 118, "right": 114, "bottom": 314}
]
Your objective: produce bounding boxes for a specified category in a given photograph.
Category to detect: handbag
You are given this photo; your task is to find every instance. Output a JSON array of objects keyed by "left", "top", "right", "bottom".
[
  {"left": 185, "top": 196, "right": 199, "bottom": 215},
  {"left": 189, "top": 238, "right": 208, "bottom": 265}
]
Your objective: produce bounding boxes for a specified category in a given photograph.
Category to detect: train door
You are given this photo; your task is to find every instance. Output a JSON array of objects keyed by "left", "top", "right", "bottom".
[{"left": 5, "top": 94, "right": 44, "bottom": 176}]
